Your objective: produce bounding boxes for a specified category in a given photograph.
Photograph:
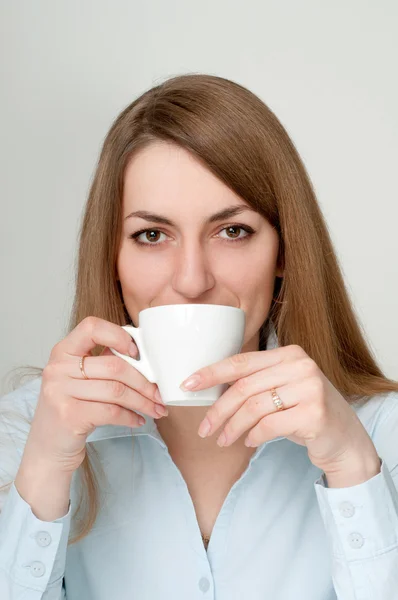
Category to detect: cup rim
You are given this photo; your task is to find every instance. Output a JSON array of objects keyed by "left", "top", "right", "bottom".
[{"left": 138, "top": 303, "right": 245, "bottom": 317}]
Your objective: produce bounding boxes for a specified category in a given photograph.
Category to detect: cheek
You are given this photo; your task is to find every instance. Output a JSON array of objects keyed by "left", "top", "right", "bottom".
[
  {"left": 219, "top": 249, "right": 276, "bottom": 294},
  {"left": 117, "top": 245, "right": 172, "bottom": 297}
]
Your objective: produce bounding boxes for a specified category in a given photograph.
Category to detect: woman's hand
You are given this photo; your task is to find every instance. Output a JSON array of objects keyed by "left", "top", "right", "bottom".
[
  {"left": 23, "top": 317, "right": 168, "bottom": 474},
  {"left": 180, "top": 344, "right": 381, "bottom": 483}
]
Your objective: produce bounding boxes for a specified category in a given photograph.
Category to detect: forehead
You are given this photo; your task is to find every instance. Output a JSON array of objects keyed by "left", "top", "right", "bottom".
[{"left": 122, "top": 141, "right": 248, "bottom": 214}]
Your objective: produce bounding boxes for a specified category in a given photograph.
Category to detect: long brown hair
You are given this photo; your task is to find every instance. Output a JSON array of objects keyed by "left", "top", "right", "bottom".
[{"left": 1, "top": 73, "right": 397, "bottom": 545}]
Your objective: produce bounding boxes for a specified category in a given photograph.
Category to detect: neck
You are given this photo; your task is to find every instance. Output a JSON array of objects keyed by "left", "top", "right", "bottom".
[
  {"left": 156, "top": 405, "right": 229, "bottom": 457},
  {"left": 156, "top": 331, "right": 261, "bottom": 462},
  {"left": 156, "top": 406, "right": 257, "bottom": 468}
]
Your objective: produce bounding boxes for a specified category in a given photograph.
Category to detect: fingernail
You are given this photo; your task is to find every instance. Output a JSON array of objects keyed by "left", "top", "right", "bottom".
[
  {"left": 244, "top": 438, "right": 254, "bottom": 447},
  {"left": 180, "top": 374, "right": 201, "bottom": 390},
  {"left": 198, "top": 417, "right": 211, "bottom": 438},
  {"left": 217, "top": 432, "right": 227, "bottom": 447},
  {"left": 129, "top": 342, "right": 138, "bottom": 357},
  {"left": 155, "top": 404, "right": 169, "bottom": 417}
]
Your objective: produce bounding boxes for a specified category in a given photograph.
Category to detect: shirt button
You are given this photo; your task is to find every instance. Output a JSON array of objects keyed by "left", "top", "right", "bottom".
[
  {"left": 30, "top": 561, "right": 46, "bottom": 577},
  {"left": 35, "top": 531, "right": 52, "bottom": 547},
  {"left": 348, "top": 532, "right": 364, "bottom": 549},
  {"left": 338, "top": 501, "right": 355, "bottom": 518},
  {"left": 199, "top": 577, "right": 210, "bottom": 592}
]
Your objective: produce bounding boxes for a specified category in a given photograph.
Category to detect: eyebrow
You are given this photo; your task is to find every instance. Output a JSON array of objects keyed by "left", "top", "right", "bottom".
[{"left": 124, "top": 204, "right": 257, "bottom": 226}]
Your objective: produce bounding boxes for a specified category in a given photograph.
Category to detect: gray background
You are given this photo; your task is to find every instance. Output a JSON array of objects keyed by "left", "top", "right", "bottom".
[{"left": 1, "top": 0, "right": 397, "bottom": 393}]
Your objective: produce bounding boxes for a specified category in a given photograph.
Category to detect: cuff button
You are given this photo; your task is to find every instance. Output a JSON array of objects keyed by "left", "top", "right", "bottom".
[
  {"left": 35, "top": 531, "right": 52, "bottom": 547},
  {"left": 348, "top": 532, "right": 364, "bottom": 549},
  {"left": 30, "top": 561, "right": 46, "bottom": 578}
]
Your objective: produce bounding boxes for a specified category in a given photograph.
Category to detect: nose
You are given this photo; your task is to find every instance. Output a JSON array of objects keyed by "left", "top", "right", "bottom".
[{"left": 171, "top": 240, "right": 215, "bottom": 299}]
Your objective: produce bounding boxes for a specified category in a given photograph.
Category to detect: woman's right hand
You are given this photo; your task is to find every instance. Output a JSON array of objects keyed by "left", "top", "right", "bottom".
[{"left": 21, "top": 316, "right": 168, "bottom": 474}]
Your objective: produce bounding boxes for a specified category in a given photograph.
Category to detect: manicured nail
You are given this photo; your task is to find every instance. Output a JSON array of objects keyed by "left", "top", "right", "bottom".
[
  {"left": 180, "top": 374, "right": 201, "bottom": 390},
  {"left": 155, "top": 404, "right": 168, "bottom": 417},
  {"left": 198, "top": 417, "right": 211, "bottom": 438},
  {"left": 217, "top": 432, "right": 227, "bottom": 447}
]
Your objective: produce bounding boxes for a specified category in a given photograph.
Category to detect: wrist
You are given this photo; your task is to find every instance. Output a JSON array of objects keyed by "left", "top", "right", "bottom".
[
  {"left": 15, "top": 459, "right": 73, "bottom": 521},
  {"left": 324, "top": 452, "right": 382, "bottom": 488}
]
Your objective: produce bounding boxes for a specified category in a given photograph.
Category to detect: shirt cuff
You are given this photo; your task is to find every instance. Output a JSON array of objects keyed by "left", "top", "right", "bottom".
[
  {"left": 314, "top": 458, "right": 398, "bottom": 561},
  {"left": 0, "top": 481, "right": 72, "bottom": 593}
]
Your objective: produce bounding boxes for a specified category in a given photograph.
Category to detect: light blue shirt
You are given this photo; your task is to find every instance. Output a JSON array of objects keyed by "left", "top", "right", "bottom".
[{"left": 1, "top": 357, "right": 398, "bottom": 598}]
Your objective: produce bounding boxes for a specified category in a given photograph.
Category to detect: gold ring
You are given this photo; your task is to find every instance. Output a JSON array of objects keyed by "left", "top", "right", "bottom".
[
  {"left": 271, "top": 388, "right": 285, "bottom": 411},
  {"left": 79, "top": 355, "right": 90, "bottom": 380}
]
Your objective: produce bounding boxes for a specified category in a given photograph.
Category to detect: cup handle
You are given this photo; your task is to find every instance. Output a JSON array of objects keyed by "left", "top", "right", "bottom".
[{"left": 109, "top": 325, "right": 157, "bottom": 383}]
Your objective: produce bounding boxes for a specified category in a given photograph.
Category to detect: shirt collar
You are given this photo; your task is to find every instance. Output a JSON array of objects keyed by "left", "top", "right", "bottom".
[{"left": 86, "top": 322, "right": 280, "bottom": 445}]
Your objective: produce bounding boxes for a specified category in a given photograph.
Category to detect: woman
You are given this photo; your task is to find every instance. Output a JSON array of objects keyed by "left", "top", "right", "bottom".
[{"left": 0, "top": 73, "right": 397, "bottom": 599}]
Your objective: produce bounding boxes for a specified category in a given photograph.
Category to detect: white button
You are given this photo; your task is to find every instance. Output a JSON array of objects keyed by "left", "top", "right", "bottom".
[
  {"left": 339, "top": 501, "right": 355, "bottom": 518},
  {"left": 199, "top": 577, "right": 210, "bottom": 592},
  {"left": 35, "top": 531, "right": 52, "bottom": 547},
  {"left": 30, "top": 561, "right": 46, "bottom": 578},
  {"left": 348, "top": 532, "right": 364, "bottom": 549}
]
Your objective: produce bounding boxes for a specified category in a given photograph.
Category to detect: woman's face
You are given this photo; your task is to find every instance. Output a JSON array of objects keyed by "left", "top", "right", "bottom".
[{"left": 117, "top": 141, "right": 282, "bottom": 352}]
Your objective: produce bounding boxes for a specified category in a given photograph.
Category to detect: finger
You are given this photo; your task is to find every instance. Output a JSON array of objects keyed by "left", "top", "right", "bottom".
[
  {"left": 51, "top": 317, "right": 138, "bottom": 362},
  {"left": 68, "top": 353, "right": 163, "bottom": 406},
  {"left": 245, "top": 403, "right": 305, "bottom": 447},
  {"left": 64, "top": 378, "right": 168, "bottom": 421},
  {"left": 217, "top": 386, "right": 298, "bottom": 446},
  {"left": 201, "top": 359, "right": 305, "bottom": 438},
  {"left": 180, "top": 345, "right": 306, "bottom": 392},
  {"left": 75, "top": 398, "right": 148, "bottom": 432},
  {"left": 100, "top": 346, "right": 138, "bottom": 358}
]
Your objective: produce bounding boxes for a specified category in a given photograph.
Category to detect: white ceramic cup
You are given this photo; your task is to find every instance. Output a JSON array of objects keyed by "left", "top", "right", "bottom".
[{"left": 109, "top": 304, "right": 246, "bottom": 406}]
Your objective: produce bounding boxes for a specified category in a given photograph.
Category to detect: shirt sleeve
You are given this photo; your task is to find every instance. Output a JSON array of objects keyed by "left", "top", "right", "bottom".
[
  {"left": 0, "top": 379, "right": 69, "bottom": 599},
  {"left": 314, "top": 392, "right": 398, "bottom": 600},
  {"left": 0, "top": 481, "right": 71, "bottom": 599}
]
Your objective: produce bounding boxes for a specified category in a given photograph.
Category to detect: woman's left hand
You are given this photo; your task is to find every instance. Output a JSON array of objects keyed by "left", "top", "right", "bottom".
[{"left": 180, "top": 344, "right": 381, "bottom": 478}]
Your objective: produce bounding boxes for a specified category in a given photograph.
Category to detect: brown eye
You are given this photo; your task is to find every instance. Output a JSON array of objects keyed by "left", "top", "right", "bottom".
[
  {"left": 145, "top": 230, "right": 161, "bottom": 242},
  {"left": 217, "top": 224, "right": 254, "bottom": 243},
  {"left": 225, "top": 226, "right": 241, "bottom": 238},
  {"left": 129, "top": 228, "right": 169, "bottom": 246}
]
